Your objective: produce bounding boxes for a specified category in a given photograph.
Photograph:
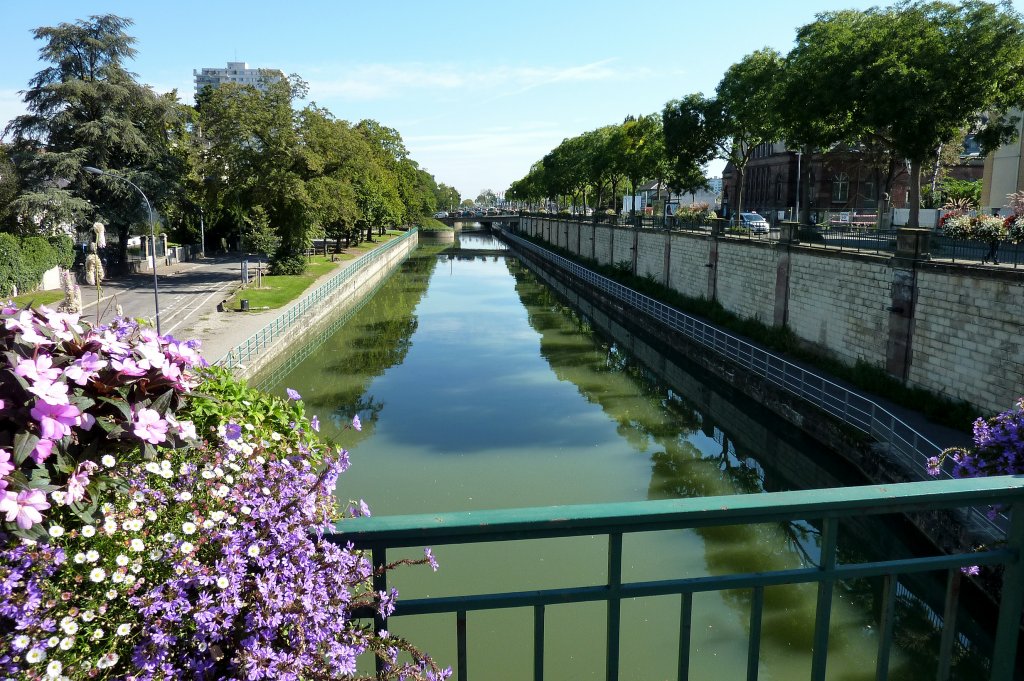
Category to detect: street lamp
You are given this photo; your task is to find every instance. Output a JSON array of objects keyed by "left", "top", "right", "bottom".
[{"left": 84, "top": 166, "right": 161, "bottom": 335}]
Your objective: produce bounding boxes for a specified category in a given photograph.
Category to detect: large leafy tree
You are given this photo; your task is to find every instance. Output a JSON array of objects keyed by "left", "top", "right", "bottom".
[
  {"left": 661, "top": 94, "right": 717, "bottom": 197},
  {"left": 612, "top": 114, "right": 664, "bottom": 215},
  {"left": 784, "top": 0, "right": 1024, "bottom": 228},
  {"left": 4, "top": 14, "right": 181, "bottom": 267}
]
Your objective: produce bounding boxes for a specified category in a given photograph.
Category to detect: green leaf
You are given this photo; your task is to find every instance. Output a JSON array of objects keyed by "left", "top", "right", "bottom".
[
  {"left": 12, "top": 431, "right": 40, "bottom": 466},
  {"left": 149, "top": 388, "right": 174, "bottom": 416},
  {"left": 98, "top": 396, "right": 132, "bottom": 421}
]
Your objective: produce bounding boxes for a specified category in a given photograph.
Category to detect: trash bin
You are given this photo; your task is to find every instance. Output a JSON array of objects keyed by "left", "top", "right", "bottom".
[{"left": 240, "top": 299, "right": 249, "bottom": 311}]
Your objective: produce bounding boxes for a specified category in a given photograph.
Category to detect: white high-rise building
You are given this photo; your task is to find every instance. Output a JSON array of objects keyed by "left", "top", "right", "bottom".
[{"left": 193, "top": 61, "right": 283, "bottom": 95}]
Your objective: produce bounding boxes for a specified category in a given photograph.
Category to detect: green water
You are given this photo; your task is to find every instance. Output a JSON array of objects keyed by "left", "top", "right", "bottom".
[{"left": 256, "top": 233, "right": 989, "bottom": 680}]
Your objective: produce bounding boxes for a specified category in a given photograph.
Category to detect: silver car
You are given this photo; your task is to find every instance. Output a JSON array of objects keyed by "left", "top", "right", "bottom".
[{"left": 740, "top": 212, "right": 769, "bottom": 234}]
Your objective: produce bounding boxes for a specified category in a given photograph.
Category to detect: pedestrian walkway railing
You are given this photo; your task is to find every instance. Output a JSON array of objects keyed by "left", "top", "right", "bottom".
[
  {"left": 216, "top": 229, "right": 416, "bottom": 370},
  {"left": 335, "top": 476, "right": 1024, "bottom": 681},
  {"left": 501, "top": 230, "right": 1005, "bottom": 535}
]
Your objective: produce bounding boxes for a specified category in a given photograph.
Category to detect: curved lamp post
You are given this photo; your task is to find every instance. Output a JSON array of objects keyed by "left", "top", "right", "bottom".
[{"left": 84, "top": 167, "right": 161, "bottom": 335}]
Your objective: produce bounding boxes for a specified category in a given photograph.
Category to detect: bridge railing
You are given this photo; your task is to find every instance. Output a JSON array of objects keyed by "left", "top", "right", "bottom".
[
  {"left": 500, "top": 230, "right": 1004, "bottom": 536},
  {"left": 335, "top": 476, "right": 1024, "bottom": 681},
  {"left": 216, "top": 229, "right": 416, "bottom": 369}
]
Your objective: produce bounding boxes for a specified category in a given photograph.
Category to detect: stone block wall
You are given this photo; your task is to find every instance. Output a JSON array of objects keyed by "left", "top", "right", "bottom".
[
  {"left": 636, "top": 231, "right": 668, "bottom": 281},
  {"left": 715, "top": 241, "right": 778, "bottom": 325},
  {"left": 910, "top": 267, "right": 1024, "bottom": 412},
  {"left": 668, "top": 234, "right": 712, "bottom": 300},
  {"left": 594, "top": 225, "right": 614, "bottom": 264},
  {"left": 786, "top": 252, "right": 891, "bottom": 367}
]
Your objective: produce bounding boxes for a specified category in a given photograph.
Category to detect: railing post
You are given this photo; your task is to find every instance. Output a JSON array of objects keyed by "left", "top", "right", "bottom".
[
  {"left": 606, "top": 532, "right": 622, "bottom": 681},
  {"left": 811, "top": 517, "right": 838, "bottom": 680},
  {"left": 373, "top": 545, "right": 388, "bottom": 677},
  {"left": 990, "top": 505, "right": 1024, "bottom": 680}
]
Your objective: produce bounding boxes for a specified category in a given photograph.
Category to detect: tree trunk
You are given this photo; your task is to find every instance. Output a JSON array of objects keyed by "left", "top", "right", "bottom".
[
  {"left": 907, "top": 158, "right": 922, "bottom": 229},
  {"left": 929, "top": 144, "right": 943, "bottom": 207},
  {"left": 736, "top": 166, "right": 747, "bottom": 220}
]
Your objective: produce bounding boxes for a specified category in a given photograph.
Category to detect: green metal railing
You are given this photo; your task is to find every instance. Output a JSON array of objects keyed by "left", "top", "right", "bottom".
[
  {"left": 216, "top": 229, "right": 416, "bottom": 369},
  {"left": 333, "top": 477, "right": 1024, "bottom": 681}
]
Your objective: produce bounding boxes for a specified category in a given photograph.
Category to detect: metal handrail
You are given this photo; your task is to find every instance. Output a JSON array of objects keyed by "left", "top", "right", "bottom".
[
  {"left": 335, "top": 476, "right": 1024, "bottom": 681},
  {"left": 216, "top": 229, "right": 416, "bottom": 368}
]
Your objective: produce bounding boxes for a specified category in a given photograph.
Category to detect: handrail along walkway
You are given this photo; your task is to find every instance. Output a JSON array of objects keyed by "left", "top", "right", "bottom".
[{"left": 216, "top": 229, "right": 417, "bottom": 369}]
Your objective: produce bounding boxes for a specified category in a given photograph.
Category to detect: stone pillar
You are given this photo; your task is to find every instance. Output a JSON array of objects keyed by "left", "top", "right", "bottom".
[
  {"left": 885, "top": 229, "right": 931, "bottom": 380},
  {"left": 707, "top": 221, "right": 723, "bottom": 301},
  {"left": 631, "top": 227, "right": 639, "bottom": 275}
]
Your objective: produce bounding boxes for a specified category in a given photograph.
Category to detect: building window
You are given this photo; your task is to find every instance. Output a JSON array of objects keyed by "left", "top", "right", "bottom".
[
  {"left": 862, "top": 179, "right": 876, "bottom": 208},
  {"left": 775, "top": 175, "right": 782, "bottom": 202},
  {"left": 831, "top": 173, "right": 849, "bottom": 203}
]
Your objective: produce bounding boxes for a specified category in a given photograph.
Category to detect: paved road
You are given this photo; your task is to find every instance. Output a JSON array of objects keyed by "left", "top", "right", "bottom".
[{"left": 80, "top": 255, "right": 244, "bottom": 340}]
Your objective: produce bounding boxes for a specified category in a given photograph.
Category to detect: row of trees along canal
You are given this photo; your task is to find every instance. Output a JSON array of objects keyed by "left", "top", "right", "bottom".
[
  {"left": 506, "top": 0, "right": 1024, "bottom": 230},
  {"left": 0, "top": 14, "right": 464, "bottom": 276}
]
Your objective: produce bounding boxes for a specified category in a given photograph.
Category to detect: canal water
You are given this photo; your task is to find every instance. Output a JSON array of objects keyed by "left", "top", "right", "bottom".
[{"left": 254, "top": 230, "right": 990, "bottom": 680}]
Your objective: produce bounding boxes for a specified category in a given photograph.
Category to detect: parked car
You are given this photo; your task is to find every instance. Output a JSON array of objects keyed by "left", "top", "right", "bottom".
[
  {"left": 434, "top": 211, "right": 448, "bottom": 219},
  {"left": 740, "top": 212, "right": 769, "bottom": 234}
]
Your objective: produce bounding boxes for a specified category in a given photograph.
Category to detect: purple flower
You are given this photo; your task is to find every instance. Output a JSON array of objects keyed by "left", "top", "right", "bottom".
[
  {"left": 351, "top": 414, "right": 361, "bottom": 432},
  {"left": 961, "top": 565, "right": 981, "bottom": 576},
  {"left": 14, "top": 355, "right": 62, "bottom": 384},
  {"left": 926, "top": 456, "right": 941, "bottom": 476},
  {"left": 30, "top": 400, "right": 81, "bottom": 441},
  {"left": 64, "top": 351, "right": 107, "bottom": 386},
  {"left": 66, "top": 461, "right": 97, "bottom": 505},
  {"left": 0, "top": 448, "right": 13, "bottom": 478},
  {"left": 0, "top": 488, "right": 50, "bottom": 530},
  {"left": 286, "top": 388, "right": 301, "bottom": 401},
  {"left": 424, "top": 548, "right": 439, "bottom": 572},
  {"left": 111, "top": 356, "right": 148, "bottom": 377},
  {"left": 310, "top": 415, "right": 320, "bottom": 433},
  {"left": 132, "top": 408, "right": 169, "bottom": 444},
  {"left": 224, "top": 423, "right": 242, "bottom": 441}
]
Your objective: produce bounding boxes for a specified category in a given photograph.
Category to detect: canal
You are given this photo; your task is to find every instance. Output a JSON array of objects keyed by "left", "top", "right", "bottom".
[{"left": 253, "top": 230, "right": 991, "bottom": 680}]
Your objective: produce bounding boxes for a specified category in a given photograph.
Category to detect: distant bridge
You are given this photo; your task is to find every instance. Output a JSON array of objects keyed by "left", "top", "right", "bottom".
[{"left": 437, "top": 213, "right": 520, "bottom": 226}]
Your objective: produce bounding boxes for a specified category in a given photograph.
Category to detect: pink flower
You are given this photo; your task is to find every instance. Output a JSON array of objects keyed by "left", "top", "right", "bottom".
[
  {"left": 352, "top": 414, "right": 362, "bottom": 432},
  {"left": 30, "top": 400, "right": 82, "bottom": 441},
  {"left": 27, "top": 379, "right": 70, "bottom": 405},
  {"left": 0, "top": 488, "right": 51, "bottom": 530},
  {"left": 30, "top": 439, "right": 53, "bottom": 465},
  {"left": 4, "top": 310, "right": 52, "bottom": 345},
  {"left": 15, "top": 355, "right": 62, "bottom": 384},
  {"left": 0, "top": 449, "right": 13, "bottom": 478},
  {"left": 132, "top": 408, "right": 168, "bottom": 444},
  {"left": 66, "top": 461, "right": 98, "bottom": 505},
  {"left": 64, "top": 351, "right": 107, "bottom": 386},
  {"left": 111, "top": 356, "right": 147, "bottom": 377}
]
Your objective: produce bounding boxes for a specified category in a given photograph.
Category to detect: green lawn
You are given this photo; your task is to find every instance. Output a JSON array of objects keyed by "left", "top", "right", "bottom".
[
  {"left": 226, "top": 259, "right": 338, "bottom": 310},
  {"left": 10, "top": 289, "right": 66, "bottom": 308}
]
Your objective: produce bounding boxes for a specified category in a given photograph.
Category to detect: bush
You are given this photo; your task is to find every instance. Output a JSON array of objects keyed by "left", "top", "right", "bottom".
[
  {"left": 268, "top": 251, "right": 307, "bottom": 276},
  {"left": 0, "top": 234, "right": 22, "bottom": 297},
  {"left": 48, "top": 235, "right": 76, "bottom": 271},
  {"left": 0, "top": 307, "right": 448, "bottom": 679}
]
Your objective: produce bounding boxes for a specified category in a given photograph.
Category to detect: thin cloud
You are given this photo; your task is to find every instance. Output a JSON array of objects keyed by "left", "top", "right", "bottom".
[{"left": 306, "top": 59, "right": 627, "bottom": 102}]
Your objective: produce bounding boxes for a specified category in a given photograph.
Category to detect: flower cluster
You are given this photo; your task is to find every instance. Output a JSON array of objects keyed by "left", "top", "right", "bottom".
[
  {"left": 0, "top": 305, "right": 448, "bottom": 679},
  {"left": 940, "top": 212, "right": 1009, "bottom": 242},
  {"left": 928, "top": 397, "right": 1024, "bottom": 479}
]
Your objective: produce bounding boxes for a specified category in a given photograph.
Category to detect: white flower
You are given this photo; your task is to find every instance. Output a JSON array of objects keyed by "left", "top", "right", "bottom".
[
  {"left": 96, "top": 652, "right": 118, "bottom": 669},
  {"left": 116, "top": 624, "right": 131, "bottom": 636},
  {"left": 256, "top": 456, "right": 266, "bottom": 465},
  {"left": 127, "top": 500, "right": 138, "bottom": 511},
  {"left": 133, "top": 491, "right": 144, "bottom": 502},
  {"left": 162, "top": 533, "right": 176, "bottom": 543},
  {"left": 73, "top": 553, "right": 86, "bottom": 564},
  {"left": 213, "top": 485, "right": 229, "bottom": 498},
  {"left": 160, "top": 459, "right": 171, "bottom": 470},
  {"left": 216, "top": 576, "right": 230, "bottom": 589},
  {"left": 85, "top": 550, "right": 99, "bottom": 563},
  {"left": 116, "top": 554, "right": 129, "bottom": 566},
  {"left": 101, "top": 454, "right": 116, "bottom": 467},
  {"left": 271, "top": 432, "right": 282, "bottom": 441},
  {"left": 146, "top": 510, "right": 157, "bottom": 521},
  {"left": 201, "top": 469, "right": 215, "bottom": 480},
  {"left": 130, "top": 538, "right": 144, "bottom": 552},
  {"left": 46, "top": 660, "right": 62, "bottom": 677},
  {"left": 13, "top": 634, "right": 30, "bottom": 650},
  {"left": 105, "top": 590, "right": 117, "bottom": 600},
  {"left": 103, "top": 519, "right": 117, "bottom": 535},
  {"left": 178, "top": 491, "right": 193, "bottom": 502},
  {"left": 48, "top": 525, "right": 64, "bottom": 538},
  {"left": 202, "top": 519, "right": 214, "bottom": 529},
  {"left": 247, "top": 545, "right": 260, "bottom": 558},
  {"left": 227, "top": 516, "right": 237, "bottom": 525},
  {"left": 149, "top": 549, "right": 163, "bottom": 561},
  {"left": 59, "top": 636, "right": 74, "bottom": 650},
  {"left": 160, "top": 469, "right": 173, "bottom": 479},
  {"left": 214, "top": 466, "right": 224, "bottom": 478},
  {"left": 89, "top": 568, "right": 106, "bottom": 583},
  {"left": 210, "top": 511, "right": 225, "bottom": 522},
  {"left": 81, "top": 525, "right": 96, "bottom": 538},
  {"left": 81, "top": 610, "right": 95, "bottom": 622},
  {"left": 61, "top": 620, "right": 78, "bottom": 635},
  {"left": 26, "top": 647, "right": 46, "bottom": 663},
  {"left": 241, "top": 505, "right": 252, "bottom": 515},
  {"left": 180, "top": 541, "right": 194, "bottom": 554},
  {"left": 181, "top": 521, "right": 197, "bottom": 535},
  {"left": 124, "top": 573, "right": 136, "bottom": 586},
  {"left": 50, "top": 490, "right": 67, "bottom": 505},
  {"left": 112, "top": 571, "right": 124, "bottom": 584},
  {"left": 92, "top": 628, "right": 104, "bottom": 640},
  {"left": 47, "top": 636, "right": 59, "bottom": 647}
]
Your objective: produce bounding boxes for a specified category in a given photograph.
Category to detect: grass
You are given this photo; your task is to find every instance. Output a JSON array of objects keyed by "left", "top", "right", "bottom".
[
  {"left": 11, "top": 289, "right": 66, "bottom": 308},
  {"left": 224, "top": 232, "right": 404, "bottom": 311}
]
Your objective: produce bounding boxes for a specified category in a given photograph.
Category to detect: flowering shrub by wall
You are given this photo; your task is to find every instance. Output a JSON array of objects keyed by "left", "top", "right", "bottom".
[{"left": 0, "top": 305, "right": 448, "bottom": 679}]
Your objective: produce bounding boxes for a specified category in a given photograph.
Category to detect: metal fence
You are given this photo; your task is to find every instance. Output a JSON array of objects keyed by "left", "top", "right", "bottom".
[
  {"left": 216, "top": 229, "right": 416, "bottom": 369},
  {"left": 932, "top": 236, "right": 1024, "bottom": 268},
  {"left": 502, "top": 230, "right": 1004, "bottom": 535},
  {"left": 337, "top": 476, "right": 1024, "bottom": 681}
]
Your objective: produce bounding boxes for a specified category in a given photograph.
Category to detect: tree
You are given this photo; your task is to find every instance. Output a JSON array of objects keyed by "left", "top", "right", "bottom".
[
  {"left": 612, "top": 114, "right": 664, "bottom": 216},
  {"left": 662, "top": 94, "right": 717, "bottom": 197},
  {"left": 783, "top": 1, "right": 1024, "bottom": 228},
  {"left": 434, "top": 183, "right": 461, "bottom": 213},
  {"left": 476, "top": 189, "right": 498, "bottom": 206},
  {"left": 710, "top": 49, "right": 785, "bottom": 219},
  {"left": 4, "top": 15, "right": 182, "bottom": 267}
]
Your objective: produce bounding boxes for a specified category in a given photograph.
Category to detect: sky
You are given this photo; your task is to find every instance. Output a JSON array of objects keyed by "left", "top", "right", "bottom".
[{"left": 3, "top": 0, "right": 1021, "bottom": 201}]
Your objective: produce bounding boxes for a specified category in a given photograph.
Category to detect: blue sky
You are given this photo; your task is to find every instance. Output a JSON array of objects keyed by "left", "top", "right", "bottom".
[{"left": 3, "top": 1, "right": 1020, "bottom": 200}]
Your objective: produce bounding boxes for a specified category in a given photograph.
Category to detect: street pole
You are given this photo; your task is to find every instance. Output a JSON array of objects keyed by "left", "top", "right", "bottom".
[
  {"left": 795, "top": 150, "right": 802, "bottom": 223},
  {"left": 84, "top": 167, "right": 161, "bottom": 335}
]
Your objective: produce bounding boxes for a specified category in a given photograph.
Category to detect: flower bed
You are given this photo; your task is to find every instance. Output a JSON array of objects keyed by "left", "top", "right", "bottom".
[{"left": 0, "top": 305, "right": 447, "bottom": 679}]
